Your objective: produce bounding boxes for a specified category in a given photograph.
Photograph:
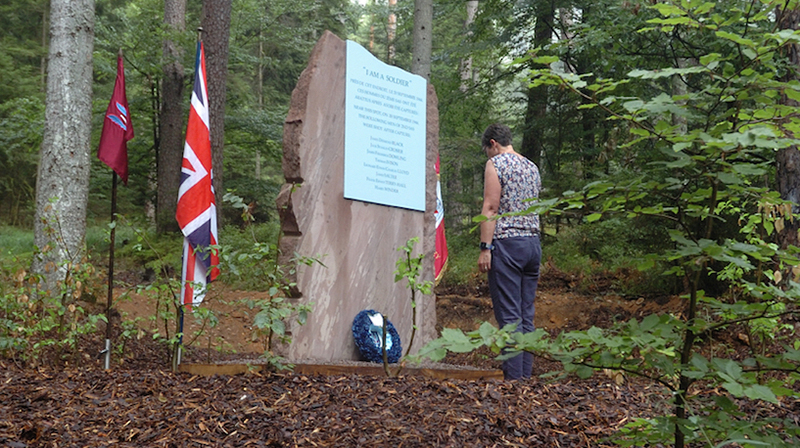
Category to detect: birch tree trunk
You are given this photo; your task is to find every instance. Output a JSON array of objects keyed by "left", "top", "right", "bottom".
[
  {"left": 31, "top": 0, "right": 94, "bottom": 295},
  {"left": 202, "top": 0, "right": 232, "bottom": 214},
  {"left": 459, "top": 0, "right": 478, "bottom": 92},
  {"left": 157, "top": 0, "right": 186, "bottom": 233}
]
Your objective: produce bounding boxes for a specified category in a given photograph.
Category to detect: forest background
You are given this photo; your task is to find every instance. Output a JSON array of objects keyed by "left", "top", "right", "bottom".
[
  {"left": 0, "top": 0, "right": 687, "bottom": 291},
  {"left": 2, "top": 0, "right": 800, "bottom": 446},
  {"left": 0, "top": 0, "right": 726, "bottom": 288}
]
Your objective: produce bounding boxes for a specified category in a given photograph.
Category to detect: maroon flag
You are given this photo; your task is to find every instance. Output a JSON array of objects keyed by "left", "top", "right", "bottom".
[{"left": 97, "top": 54, "right": 134, "bottom": 184}]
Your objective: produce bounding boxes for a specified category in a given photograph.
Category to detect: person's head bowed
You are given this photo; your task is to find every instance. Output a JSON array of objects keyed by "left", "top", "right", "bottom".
[{"left": 482, "top": 123, "right": 513, "bottom": 153}]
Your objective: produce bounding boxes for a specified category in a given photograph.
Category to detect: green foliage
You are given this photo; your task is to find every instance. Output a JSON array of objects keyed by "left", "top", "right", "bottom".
[
  {"left": 379, "top": 237, "right": 435, "bottom": 376},
  {"left": 393, "top": 237, "right": 433, "bottom": 359},
  {"left": 217, "top": 223, "right": 282, "bottom": 291},
  {"left": 115, "top": 218, "right": 222, "bottom": 369},
  {"left": 186, "top": 305, "right": 221, "bottom": 363},
  {"left": 0, "top": 0, "right": 46, "bottom": 103},
  {"left": 123, "top": 224, "right": 183, "bottom": 354},
  {"left": 394, "top": 237, "right": 433, "bottom": 297},
  {"left": 0, "top": 226, "right": 35, "bottom": 261},
  {"left": 246, "top": 293, "right": 311, "bottom": 368},
  {"left": 222, "top": 243, "right": 318, "bottom": 370},
  {"left": 436, "top": 230, "right": 480, "bottom": 287},
  {"left": 113, "top": 216, "right": 183, "bottom": 277},
  {"left": 114, "top": 317, "right": 143, "bottom": 358},
  {"left": 546, "top": 217, "right": 677, "bottom": 296},
  {"left": 421, "top": 1, "right": 800, "bottom": 446},
  {"left": 218, "top": 192, "right": 322, "bottom": 369},
  {"left": 220, "top": 0, "right": 358, "bottom": 225},
  {"left": 0, "top": 249, "right": 107, "bottom": 366},
  {"left": 90, "top": 0, "right": 183, "bottom": 222},
  {"left": 0, "top": 97, "right": 44, "bottom": 226}
]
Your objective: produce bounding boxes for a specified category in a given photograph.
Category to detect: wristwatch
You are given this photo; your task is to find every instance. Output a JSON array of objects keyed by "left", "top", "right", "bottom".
[{"left": 480, "top": 242, "right": 495, "bottom": 251}]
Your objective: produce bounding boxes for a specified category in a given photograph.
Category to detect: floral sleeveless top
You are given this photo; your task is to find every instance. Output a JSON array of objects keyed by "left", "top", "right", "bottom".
[{"left": 491, "top": 153, "right": 541, "bottom": 239}]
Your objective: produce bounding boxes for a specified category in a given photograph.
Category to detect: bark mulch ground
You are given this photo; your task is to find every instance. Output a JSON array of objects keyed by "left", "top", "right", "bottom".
[
  {"left": 0, "top": 365, "right": 662, "bottom": 448},
  {"left": 0, "top": 338, "right": 666, "bottom": 448}
]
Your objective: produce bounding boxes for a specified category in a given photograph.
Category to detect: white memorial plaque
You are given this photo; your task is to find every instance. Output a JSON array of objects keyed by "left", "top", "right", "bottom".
[{"left": 344, "top": 40, "right": 427, "bottom": 211}]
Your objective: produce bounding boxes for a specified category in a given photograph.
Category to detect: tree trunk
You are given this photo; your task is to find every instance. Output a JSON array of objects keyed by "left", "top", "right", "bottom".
[
  {"left": 202, "top": 0, "right": 232, "bottom": 217},
  {"left": 388, "top": 0, "right": 397, "bottom": 63},
  {"left": 458, "top": 0, "right": 478, "bottom": 92},
  {"left": 256, "top": 34, "right": 263, "bottom": 180},
  {"left": 777, "top": 7, "right": 800, "bottom": 250},
  {"left": 40, "top": 1, "right": 48, "bottom": 91},
  {"left": 157, "top": 0, "right": 186, "bottom": 233},
  {"left": 446, "top": 1, "right": 479, "bottom": 230},
  {"left": 31, "top": 0, "right": 94, "bottom": 296},
  {"left": 411, "top": 0, "right": 432, "bottom": 80},
  {"left": 520, "top": 0, "right": 553, "bottom": 166}
]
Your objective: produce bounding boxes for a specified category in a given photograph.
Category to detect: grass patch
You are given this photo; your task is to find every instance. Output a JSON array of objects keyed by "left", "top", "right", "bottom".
[{"left": 0, "top": 226, "right": 34, "bottom": 261}]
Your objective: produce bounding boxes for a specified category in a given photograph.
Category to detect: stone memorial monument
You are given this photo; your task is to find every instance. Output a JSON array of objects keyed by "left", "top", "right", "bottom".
[{"left": 276, "top": 31, "right": 439, "bottom": 361}]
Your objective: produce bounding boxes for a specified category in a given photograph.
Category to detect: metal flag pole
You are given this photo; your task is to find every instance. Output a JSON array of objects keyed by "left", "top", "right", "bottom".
[
  {"left": 176, "top": 305, "right": 184, "bottom": 367},
  {"left": 176, "top": 26, "right": 204, "bottom": 370},
  {"left": 104, "top": 171, "right": 118, "bottom": 370},
  {"left": 172, "top": 273, "right": 184, "bottom": 372}
]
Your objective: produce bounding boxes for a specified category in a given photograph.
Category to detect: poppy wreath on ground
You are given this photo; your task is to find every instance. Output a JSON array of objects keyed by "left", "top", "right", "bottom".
[{"left": 352, "top": 309, "right": 402, "bottom": 363}]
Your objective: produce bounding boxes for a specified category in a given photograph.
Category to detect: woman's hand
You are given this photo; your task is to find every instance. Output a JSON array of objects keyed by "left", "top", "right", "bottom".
[{"left": 478, "top": 250, "right": 492, "bottom": 273}]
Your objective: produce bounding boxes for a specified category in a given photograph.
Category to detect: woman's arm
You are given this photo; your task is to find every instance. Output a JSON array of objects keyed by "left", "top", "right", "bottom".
[{"left": 478, "top": 160, "right": 501, "bottom": 272}]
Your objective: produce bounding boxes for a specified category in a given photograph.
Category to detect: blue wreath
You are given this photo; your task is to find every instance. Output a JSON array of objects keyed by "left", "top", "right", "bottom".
[{"left": 352, "top": 309, "right": 402, "bottom": 363}]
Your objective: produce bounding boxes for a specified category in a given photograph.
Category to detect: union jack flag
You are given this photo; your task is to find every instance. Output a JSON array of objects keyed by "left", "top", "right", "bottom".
[{"left": 176, "top": 42, "right": 219, "bottom": 307}]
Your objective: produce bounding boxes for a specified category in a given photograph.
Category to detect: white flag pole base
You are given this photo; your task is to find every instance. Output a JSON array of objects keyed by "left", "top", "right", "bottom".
[{"left": 103, "top": 339, "right": 111, "bottom": 370}]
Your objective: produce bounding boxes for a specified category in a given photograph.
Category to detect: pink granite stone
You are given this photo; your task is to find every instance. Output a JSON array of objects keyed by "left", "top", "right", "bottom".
[{"left": 277, "top": 31, "right": 438, "bottom": 361}]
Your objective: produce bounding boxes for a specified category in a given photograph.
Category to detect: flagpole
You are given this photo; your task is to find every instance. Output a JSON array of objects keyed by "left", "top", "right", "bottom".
[
  {"left": 97, "top": 47, "right": 132, "bottom": 369},
  {"left": 104, "top": 171, "right": 118, "bottom": 370},
  {"left": 177, "top": 305, "right": 184, "bottom": 367},
  {"left": 176, "top": 27, "right": 204, "bottom": 370}
]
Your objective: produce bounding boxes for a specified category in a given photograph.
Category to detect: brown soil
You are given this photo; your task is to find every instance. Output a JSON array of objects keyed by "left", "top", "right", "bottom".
[{"left": 114, "top": 269, "right": 686, "bottom": 367}]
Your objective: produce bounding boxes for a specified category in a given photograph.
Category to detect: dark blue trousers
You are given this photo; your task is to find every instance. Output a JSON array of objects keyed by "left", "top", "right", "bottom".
[{"left": 488, "top": 235, "right": 541, "bottom": 380}]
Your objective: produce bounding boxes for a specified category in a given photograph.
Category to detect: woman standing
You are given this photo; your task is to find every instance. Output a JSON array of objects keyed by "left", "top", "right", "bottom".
[{"left": 477, "top": 123, "right": 542, "bottom": 380}]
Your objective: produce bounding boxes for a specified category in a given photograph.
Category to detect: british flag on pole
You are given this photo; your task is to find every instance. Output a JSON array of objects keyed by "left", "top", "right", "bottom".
[{"left": 176, "top": 41, "right": 219, "bottom": 307}]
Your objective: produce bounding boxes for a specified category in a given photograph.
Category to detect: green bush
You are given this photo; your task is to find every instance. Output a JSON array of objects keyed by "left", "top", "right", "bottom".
[
  {"left": 0, "top": 249, "right": 106, "bottom": 366},
  {"left": 113, "top": 217, "right": 183, "bottom": 278},
  {"left": 546, "top": 218, "right": 677, "bottom": 296},
  {"left": 217, "top": 222, "right": 281, "bottom": 290},
  {"left": 437, "top": 229, "right": 480, "bottom": 287},
  {"left": 420, "top": 2, "right": 800, "bottom": 446},
  {"left": 84, "top": 219, "right": 139, "bottom": 256}
]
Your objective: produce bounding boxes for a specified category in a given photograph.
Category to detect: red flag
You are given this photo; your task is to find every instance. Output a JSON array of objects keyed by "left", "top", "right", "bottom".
[
  {"left": 176, "top": 42, "right": 219, "bottom": 307},
  {"left": 434, "top": 156, "right": 448, "bottom": 284},
  {"left": 97, "top": 54, "right": 134, "bottom": 184}
]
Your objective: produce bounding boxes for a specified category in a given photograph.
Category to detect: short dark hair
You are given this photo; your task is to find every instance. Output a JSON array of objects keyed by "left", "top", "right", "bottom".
[{"left": 482, "top": 123, "right": 513, "bottom": 148}]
